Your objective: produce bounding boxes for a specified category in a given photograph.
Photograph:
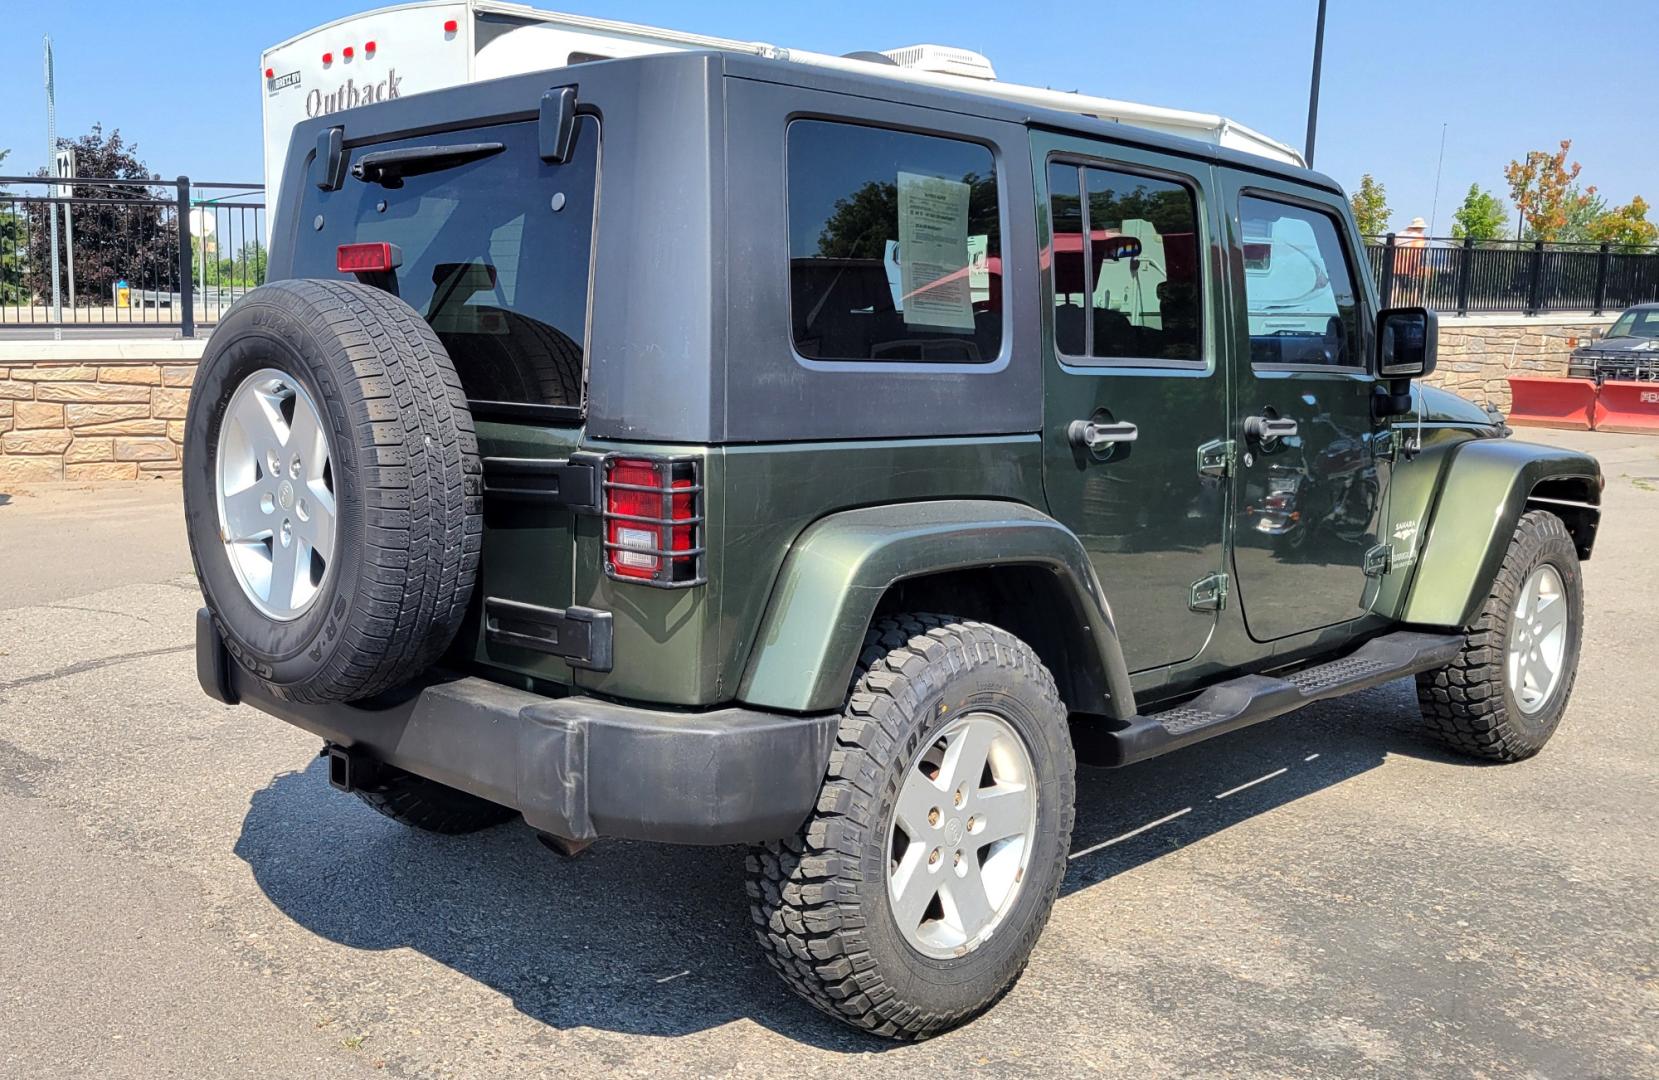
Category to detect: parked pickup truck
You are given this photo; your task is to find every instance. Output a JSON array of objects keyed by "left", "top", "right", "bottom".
[{"left": 184, "top": 49, "right": 1601, "bottom": 1038}]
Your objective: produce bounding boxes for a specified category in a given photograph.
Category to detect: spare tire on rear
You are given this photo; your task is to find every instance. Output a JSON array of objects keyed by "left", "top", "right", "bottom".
[{"left": 183, "top": 279, "right": 482, "bottom": 704}]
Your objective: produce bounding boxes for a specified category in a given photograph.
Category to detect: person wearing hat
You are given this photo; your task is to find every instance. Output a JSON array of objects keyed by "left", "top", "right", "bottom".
[{"left": 1395, "top": 216, "right": 1430, "bottom": 303}]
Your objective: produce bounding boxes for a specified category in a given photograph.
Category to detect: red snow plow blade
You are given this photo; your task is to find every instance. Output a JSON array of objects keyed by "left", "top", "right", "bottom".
[{"left": 1505, "top": 377, "right": 1599, "bottom": 430}]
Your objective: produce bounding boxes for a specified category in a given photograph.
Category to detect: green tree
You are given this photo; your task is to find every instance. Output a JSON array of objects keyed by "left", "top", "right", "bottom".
[
  {"left": 25, "top": 124, "right": 177, "bottom": 306},
  {"left": 1450, "top": 184, "right": 1508, "bottom": 241},
  {"left": 1555, "top": 184, "right": 1607, "bottom": 243},
  {"left": 1349, "top": 174, "right": 1390, "bottom": 235},
  {"left": 0, "top": 149, "right": 25, "bottom": 303},
  {"left": 1587, "top": 195, "right": 1658, "bottom": 252}
]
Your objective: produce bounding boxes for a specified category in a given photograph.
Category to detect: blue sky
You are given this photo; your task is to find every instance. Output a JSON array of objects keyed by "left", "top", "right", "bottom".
[{"left": 1, "top": 0, "right": 1651, "bottom": 235}]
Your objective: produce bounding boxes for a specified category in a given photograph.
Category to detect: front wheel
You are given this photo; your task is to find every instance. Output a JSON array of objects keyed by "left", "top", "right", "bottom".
[
  {"left": 1416, "top": 510, "right": 1584, "bottom": 762},
  {"left": 746, "top": 615, "right": 1075, "bottom": 1039}
]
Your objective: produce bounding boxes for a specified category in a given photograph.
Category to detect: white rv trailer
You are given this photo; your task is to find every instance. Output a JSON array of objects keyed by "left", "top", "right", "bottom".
[{"left": 261, "top": 1, "right": 1304, "bottom": 227}]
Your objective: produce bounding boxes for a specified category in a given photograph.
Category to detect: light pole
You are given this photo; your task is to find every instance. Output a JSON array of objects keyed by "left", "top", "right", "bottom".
[
  {"left": 1304, "top": 0, "right": 1328, "bottom": 168},
  {"left": 44, "top": 35, "right": 62, "bottom": 339}
]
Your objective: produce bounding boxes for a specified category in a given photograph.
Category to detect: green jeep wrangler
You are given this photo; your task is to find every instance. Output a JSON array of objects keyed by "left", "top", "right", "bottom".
[{"left": 183, "top": 51, "right": 1601, "bottom": 1039}]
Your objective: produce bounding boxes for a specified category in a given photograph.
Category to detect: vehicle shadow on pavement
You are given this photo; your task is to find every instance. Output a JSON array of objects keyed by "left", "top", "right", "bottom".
[
  {"left": 1061, "top": 678, "right": 1482, "bottom": 896},
  {"left": 234, "top": 677, "right": 1473, "bottom": 1050}
]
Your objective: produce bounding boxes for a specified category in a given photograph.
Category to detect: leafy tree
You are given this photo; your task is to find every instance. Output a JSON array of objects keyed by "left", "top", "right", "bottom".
[
  {"left": 1349, "top": 174, "right": 1390, "bottom": 235},
  {"left": 815, "top": 174, "right": 999, "bottom": 259},
  {"left": 25, "top": 124, "right": 178, "bottom": 307},
  {"left": 1587, "top": 195, "right": 1658, "bottom": 252},
  {"left": 1504, "top": 140, "right": 1597, "bottom": 242},
  {"left": 195, "top": 237, "right": 267, "bottom": 290},
  {"left": 1555, "top": 184, "right": 1606, "bottom": 243},
  {"left": 0, "top": 149, "right": 27, "bottom": 304},
  {"left": 1450, "top": 184, "right": 1508, "bottom": 241}
]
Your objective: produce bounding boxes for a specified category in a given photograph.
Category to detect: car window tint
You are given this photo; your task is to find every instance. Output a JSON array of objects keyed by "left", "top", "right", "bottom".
[
  {"left": 1048, "top": 162, "right": 1202, "bottom": 362},
  {"left": 291, "top": 116, "right": 597, "bottom": 408},
  {"left": 788, "top": 120, "right": 1001, "bottom": 363},
  {"left": 1239, "top": 196, "right": 1360, "bottom": 368}
]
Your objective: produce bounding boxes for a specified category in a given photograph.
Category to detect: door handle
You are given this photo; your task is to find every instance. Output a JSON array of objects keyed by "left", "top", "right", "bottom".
[
  {"left": 1243, "top": 415, "right": 1299, "bottom": 444},
  {"left": 1068, "top": 419, "right": 1138, "bottom": 451}
]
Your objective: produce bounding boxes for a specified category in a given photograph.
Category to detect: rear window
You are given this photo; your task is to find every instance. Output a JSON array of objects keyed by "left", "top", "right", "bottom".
[
  {"left": 787, "top": 120, "right": 1002, "bottom": 363},
  {"left": 293, "top": 115, "right": 598, "bottom": 411}
]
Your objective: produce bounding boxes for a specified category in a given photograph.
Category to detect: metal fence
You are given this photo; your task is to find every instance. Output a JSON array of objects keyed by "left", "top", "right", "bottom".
[
  {"left": 0, "top": 175, "right": 264, "bottom": 337},
  {"left": 1363, "top": 234, "right": 1659, "bottom": 316}
]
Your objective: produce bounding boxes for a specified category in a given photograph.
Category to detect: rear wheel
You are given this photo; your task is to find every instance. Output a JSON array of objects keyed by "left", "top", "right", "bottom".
[
  {"left": 1416, "top": 510, "right": 1583, "bottom": 761},
  {"left": 746, "top": 614, "right": 1074, "bottom": 1039}
]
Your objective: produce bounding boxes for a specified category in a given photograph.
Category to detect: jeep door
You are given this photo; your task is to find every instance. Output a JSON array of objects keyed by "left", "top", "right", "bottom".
[
  {"left": 1217, "top": 170, "right": 1389, "bottom": 641},
  {"left": 1034, "top": 133, "right": 1229, "bottom": 674}
]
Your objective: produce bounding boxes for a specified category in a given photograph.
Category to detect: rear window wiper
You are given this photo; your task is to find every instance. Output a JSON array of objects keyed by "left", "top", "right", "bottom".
[{"left": 350, "top": 142, "right": 505, "bottom": 188}]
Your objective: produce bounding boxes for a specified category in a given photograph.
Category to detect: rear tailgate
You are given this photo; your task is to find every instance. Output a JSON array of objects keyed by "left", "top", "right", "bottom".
[{"left": 284, "top": 111, "right": 600, "bottom": 688}]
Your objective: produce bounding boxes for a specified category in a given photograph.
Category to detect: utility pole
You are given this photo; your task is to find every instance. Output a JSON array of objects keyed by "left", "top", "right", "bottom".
[
  {"left": 1304, "top": 0, "right": 1328, "bottom": 168},
  {"left": 44, "top": 35, "right": 62, "bottom": 339}
]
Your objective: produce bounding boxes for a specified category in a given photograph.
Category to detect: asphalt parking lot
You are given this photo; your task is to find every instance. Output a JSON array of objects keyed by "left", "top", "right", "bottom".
[{"left": 1, "top": 427, "right": 1655, "bottom": 1079}]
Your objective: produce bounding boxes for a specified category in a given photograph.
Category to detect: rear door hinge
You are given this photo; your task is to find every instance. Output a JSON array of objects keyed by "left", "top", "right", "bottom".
[
  {"left": 1196, "top": 438, "right": 1234, "bottom": 479},
  {"left": 1189, "top": 571, "right": 1229, "bottom": 612},
  {"left": 1363, "top": 543, "right": 1393, "bottom": 577}
]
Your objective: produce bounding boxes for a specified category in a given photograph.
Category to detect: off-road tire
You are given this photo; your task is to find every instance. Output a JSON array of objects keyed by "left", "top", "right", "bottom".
[
  {"left": 183, "top": 279, "right": 482, "bottom": 704},
  {"left": 1415, "top": 510, "right": 1583, "bottom": 762},
  {"left": 354, "top": 766, "right": 517, "bottom": 834},
  {"left": 746, "top": 614, "right": 1075, "bottom": 1040}
]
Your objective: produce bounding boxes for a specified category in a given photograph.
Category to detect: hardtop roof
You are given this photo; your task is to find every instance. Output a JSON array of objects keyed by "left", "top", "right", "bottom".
[{"left": 709, "top": 51, "right": 1343, "bottom": 196}]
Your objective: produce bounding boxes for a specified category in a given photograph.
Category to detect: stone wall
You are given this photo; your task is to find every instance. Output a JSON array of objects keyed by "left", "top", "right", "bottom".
[
  {"left": 1426, "top": 314, "right": 1615, "bottom": 414},
  {"left": 0, "top": 341, "right": 205, "bottom": 484},
  {"left": 0, "top": 315, "right": 1623, "bottom": 481}
]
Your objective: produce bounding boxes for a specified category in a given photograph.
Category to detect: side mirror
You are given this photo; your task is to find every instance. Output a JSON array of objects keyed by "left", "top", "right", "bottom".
[{"left": 1377, "top": 306, "right": 1438, "bottom": 379}]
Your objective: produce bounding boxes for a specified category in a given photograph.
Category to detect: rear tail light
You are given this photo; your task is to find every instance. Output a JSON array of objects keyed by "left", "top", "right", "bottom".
[
  {"left": 602, "top": 456, "right": 704, "bottom": 587},
  {"left": 444, "top": 19, "right": 459, "bottom": 33}
]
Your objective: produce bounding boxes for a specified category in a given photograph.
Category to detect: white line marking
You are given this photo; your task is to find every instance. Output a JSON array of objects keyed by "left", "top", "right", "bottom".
[
  {"left": 1067, "top": 807, "right": 1192, "bottom": 860},
  {"left": 1214, "top": 767, "right": 1288, "bottom": 800},
  {"left": 655, "top": 970, "right": 690, "bottom": 984},
  {"left": 1304, "top": 753, "right": 1320, "bottom": 762}
]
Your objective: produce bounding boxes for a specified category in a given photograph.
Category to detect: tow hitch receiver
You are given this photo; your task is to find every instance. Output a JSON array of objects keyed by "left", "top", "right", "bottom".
[{"left": 324, "top": 742, "right": 380, "bottom": 793}]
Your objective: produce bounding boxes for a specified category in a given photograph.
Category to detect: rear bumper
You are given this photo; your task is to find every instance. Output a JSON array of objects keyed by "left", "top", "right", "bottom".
[{"left": 197, "top": 610, "right": 836, "bottom": 844}]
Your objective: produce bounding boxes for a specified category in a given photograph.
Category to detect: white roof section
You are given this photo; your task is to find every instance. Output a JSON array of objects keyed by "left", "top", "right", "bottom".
[{"left": 264, "top": 1, "right": 1305, "bottom": 167}]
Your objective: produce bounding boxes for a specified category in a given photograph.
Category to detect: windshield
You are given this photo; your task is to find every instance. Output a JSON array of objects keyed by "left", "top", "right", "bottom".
[{"left": 1606, "top": 309, "right": 1659, "bottom": 339}]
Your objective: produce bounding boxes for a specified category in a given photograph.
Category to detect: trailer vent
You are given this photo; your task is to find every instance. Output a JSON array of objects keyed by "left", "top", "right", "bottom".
[{"left": 879, "top": 44, "right": 997, "bottom": 80}]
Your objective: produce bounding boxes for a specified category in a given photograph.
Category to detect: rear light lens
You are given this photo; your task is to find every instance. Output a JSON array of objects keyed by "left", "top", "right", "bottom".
[
  {"left": 365, "top": 40, "right": 377, "bottom": 54},
  {"left": 603, "top": 456, "right": 704, "bottom": 587},
  {"left": 264, "top": 67, "right": 274, "bottom": 79},
  {"left": 322, "top": 51, "right": 333, "bottom": 65},
  {"left": 343, "top": 45, "right": 355, "bottom": 59},
  {"left": 336, "top": 242, "right": 402, "bottom": 274},
  {"left": 443, "top": 19, "right": 459, "bottom": 33}
]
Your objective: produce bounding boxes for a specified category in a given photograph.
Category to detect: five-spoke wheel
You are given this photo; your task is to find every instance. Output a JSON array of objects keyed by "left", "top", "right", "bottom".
[
  {"left": 886, "top": 710, "right": 1037, "bottom": 958},
  {"left": 214, "top": 368, "right": 337, "bottom": 620},
  {"left": 1507, "top": 563, "right": 1568, "bottom": 714}
]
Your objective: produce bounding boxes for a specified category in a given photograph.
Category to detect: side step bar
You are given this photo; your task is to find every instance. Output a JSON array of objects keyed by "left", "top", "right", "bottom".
[{"left": 1098, "top": 631, "right": 1463, "bottom": 767}]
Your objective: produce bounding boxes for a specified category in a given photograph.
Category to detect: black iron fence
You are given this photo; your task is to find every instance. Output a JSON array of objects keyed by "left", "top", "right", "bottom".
[
  {"left": 0, "top": 175, "right": 264, "bottom": 337},
  {"left": 1364, "top": 234, "right": 1659, "bottom": 316}
]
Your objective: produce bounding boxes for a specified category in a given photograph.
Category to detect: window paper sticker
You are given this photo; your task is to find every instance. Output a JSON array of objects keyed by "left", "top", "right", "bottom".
[{"left": 896, "top": 171, "right": 974, "bottom": 330}]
